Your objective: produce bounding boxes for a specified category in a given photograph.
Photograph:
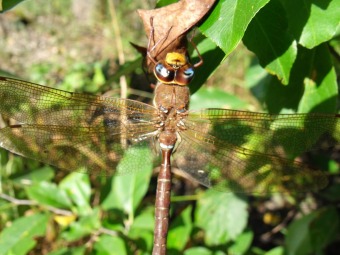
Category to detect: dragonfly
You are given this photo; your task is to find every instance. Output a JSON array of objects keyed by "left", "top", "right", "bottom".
[{"left": 0, "top": 52, "right": 338, "bottom": 254}]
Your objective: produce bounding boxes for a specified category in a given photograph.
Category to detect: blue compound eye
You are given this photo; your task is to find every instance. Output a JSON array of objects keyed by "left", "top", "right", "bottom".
[
  {"left": 175, "top": 66, "right": 195, "bottom": 85},
  {"left": 183, "top": 67, "right": 194, "bottom": 78},
  {"left": 155, "top": 63, "right": 170, "bottom": 77},
  {"left": 154, "top": 62, "right": 175, "bottom": 83}
]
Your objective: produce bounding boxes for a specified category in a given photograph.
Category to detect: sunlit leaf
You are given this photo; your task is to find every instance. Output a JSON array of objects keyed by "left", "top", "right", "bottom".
[
  {"left": 0, "top": 0, "right": 26, "bottom": 12},
  {"left": 244, "top": 58, "right": 270, "bottom": 108},
  {"left": 281, "top": 0, "right": 340, "bottom": 49},
  {"left": 59, "top": 172, "right": 92, "bottom": 215},
  {"left": 228, "top": 230, "right": 253, "bottom": 254},
  {"left": 92, "top": 62, "right": 106, "bottom": 88},
  {"left": 62, "top": 207, "right": 101, "bottom": 241},
  {"left": 264, "top": 44, "right": 337, "bottom": 114},
  {"left": 128, "top": 207, "right": 154, "bottom": 252},
  {"left": 11, "top": 165, "right": 55, "bottom": 184},
  {"left": 101, "top": 145, "right": 153, "bottom": 215},
  {"left": 184, "top": 247, "right": 213, "bottom": 255},
  {"left": 200, "top": 0, "right": 270, "bottom": 55},
  {"left": 0, "top": 213, "right": 49, "bottom": 255},
  {"left": 265, "top": 247, "right": 284, "bottom": 255},
  {"left": 94, "top": 235, "right": 127, "bottom": 255},
  {"left": 168, "top": 205, "right": 193, "bottom": 251},
  {"left": 190, "top": 87, "right": 249, "bottom": 110},
  {"left": 26, "top": 181, "right": 73, "bottom": 209},
  {"left": 196, "top": 190, "right": 248, "bottom": 245},
  {"left": 129, "top": 207, "right": 154, "bottom": 231},
  {"left": 47, "top": 247, "right": 86, "bottom": 255},
  {"left": 297, "top": 44, "right": 337, "bottom": 113}
]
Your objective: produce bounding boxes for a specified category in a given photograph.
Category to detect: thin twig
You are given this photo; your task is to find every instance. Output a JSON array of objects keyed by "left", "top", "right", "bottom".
[
  {"left": 85, "top": 227, "right": 119, "bottom": 249},
  {"left": 45, "top": 206, "right": 74, "bottom": 216},
  {"left": 260, "top": 210, "right": 295, "bottom": 241},
  {"left": 0, "top": 193, "right": 73, "bottom": 216},
  {"left": 98, "top": 227, "right": 118, "bottom": 236},
  {"left": 0, "top": 193, "right": 37, "bottom": 205},
  {"left": 108, "top": 0, "right": 128, "bottom": 99}
]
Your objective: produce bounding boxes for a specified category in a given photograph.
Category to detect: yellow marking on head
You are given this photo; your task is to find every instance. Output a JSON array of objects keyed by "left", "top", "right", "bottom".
[{"left": 165, "top": 52, "right": 187, "bottom": 67}]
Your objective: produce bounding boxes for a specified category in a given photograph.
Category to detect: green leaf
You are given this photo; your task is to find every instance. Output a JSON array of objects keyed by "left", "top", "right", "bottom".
[
  {"left": 244, "top": 58, "right": 270, "bottom": 107},
  {"left": 0, "top": 0, "right": 26, "bottom": 12},
  {"left": 321, "top": 183, "right": 340, "bottom": 202},
  {"left": 184, "top": 247, "right": 213, "bottom": 255},
  {"left": 26, "top": 181, "right": 73, "bottom": 209},
  {"left": 190, "top": 87, "right": 249, "bottom": 110},
  {"left": 94, "top": 235, "right": 127, "bottom": 255},
  {"left": 104, "top": 58, "right": 142, "bottom": 89},
  {"left": 309, "top": 207, "right": 339, "bottom": 251},
  {"left": 101, "top": 145, "right": 153, "bottom": 215},
  {"left": 130, "top": 207, "right": 154, "bottom": 232},
  {"left": 281, "top": 0, "right": 340, "bottom": 49},
  {"left": 297, "top": 44, "right": 338, "bottom": 113},
  {"left": 285, "top": 212, "right": 314, "bottom": 255},
  {"left": 47, "top": 247, "right": 86, "bottom": 255},
  {"left": 200, "top": 0, "right": 270, "bottom": 55},
  {"left": 285, "top": 207, "right": 339, "bottom": 255},
  {"left": 264, "top": 44, "right": 337, "bottom": 114},
  {"left": 92, "top": 62, "right": 106, "bottom": 88},
  {"left": 243, "top": 0, "right": 297, "bottom": 85},
  {"left": 189, "top": 35, "right": 225, "bottom": 94},
  {"left": 128, "top": 207, "right": 154, "bottom": 252},
  {"left": 0, "top": 213, "right": 49, "bottom": 255},
  {"left": 62, "top": 207, "right": 101, "bottom": 241},
  {"left": 265, "top": 247, "right": 284, "bottom": 255},
  {"left": 168, "top": 205, "right": 193, "bottom": 251},
  {"left": 11, "top": 165, "right": 55, "bottom": 184},
  {"left": 156, "top": 0, "right": 178, "bottom": 7},
  {"left": 228, "top": 230, "right": 253, "bottom": 255},
  {"left": 196, "top": 190, "right": 248, "bottom": 245},
  {"left": 59, "top": 173, "right": 92, "bottom": 215}
]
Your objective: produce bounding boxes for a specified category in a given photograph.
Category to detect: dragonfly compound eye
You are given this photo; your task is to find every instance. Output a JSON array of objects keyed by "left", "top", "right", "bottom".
[
  {"left": 183, "top": 67, "right": 194, "bottom": 78},
  {"left": 175, "top": 66, "right": 195, "bottom": 85},
  {"left": 154, "top": 63, "right": 175, "bottom": 83}
]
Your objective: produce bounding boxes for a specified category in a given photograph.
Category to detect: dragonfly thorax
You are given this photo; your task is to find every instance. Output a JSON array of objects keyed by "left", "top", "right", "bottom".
[
  {"left": 159, "top": 130, "right": 177, "bottom": 150},
  {"left": 153, "top": 83, "right": 190, "bottom": 112}
]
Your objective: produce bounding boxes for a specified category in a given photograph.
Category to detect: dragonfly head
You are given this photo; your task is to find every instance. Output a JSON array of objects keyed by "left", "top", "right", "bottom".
[{"left": 154, "top": 51, "right": 195, "bottom": 86}]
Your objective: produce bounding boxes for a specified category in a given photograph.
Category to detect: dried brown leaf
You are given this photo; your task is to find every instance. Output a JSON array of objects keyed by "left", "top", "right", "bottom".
[{"left": 137, "top": 0, "right": 216, "bottom": 71}]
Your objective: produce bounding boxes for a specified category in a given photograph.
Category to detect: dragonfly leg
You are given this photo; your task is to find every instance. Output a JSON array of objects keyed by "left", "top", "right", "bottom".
[{"left": 147, "top": 16, "right": 173, "bottom": 65}]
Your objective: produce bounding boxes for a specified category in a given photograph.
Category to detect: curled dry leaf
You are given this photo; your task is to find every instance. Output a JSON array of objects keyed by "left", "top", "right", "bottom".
[{"left": 136, "top": 0, "right": 216, "bottom": 72}]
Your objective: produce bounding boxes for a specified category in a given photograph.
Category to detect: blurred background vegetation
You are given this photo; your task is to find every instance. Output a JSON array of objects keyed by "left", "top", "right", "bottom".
[{"left": 0, "top": 0, "right": 340, "bottom": 254}]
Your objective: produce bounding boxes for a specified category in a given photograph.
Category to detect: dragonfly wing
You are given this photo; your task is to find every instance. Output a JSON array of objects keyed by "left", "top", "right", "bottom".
[
  {"left": 174, "top": 125, "right": 328, "bottom": 194},
  {"left": 0, "top": 76, "right": 160, "bottom": 175},
  {"left": 0, "top": 76, "right": 158, "bottom": 126},
  {"left": 185, "top": 109, "right": 340, "bottom": 158},
  {"left": 0, "top": 124, "right": 158, "bottom": 175}
]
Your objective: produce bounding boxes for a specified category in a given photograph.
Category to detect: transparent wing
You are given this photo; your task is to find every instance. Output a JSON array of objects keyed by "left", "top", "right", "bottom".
[
  {"left": 172, "top": 109, "right": 337, "bottom": 193},
  {"left": 185, "top": 109, "right": 340, "bottom": 157},
  {"left": 0, "top": 77, "right": 159, "bottom": 174},
  {"left": 0, "top": 76, "right": 158, "bottom": 126}
]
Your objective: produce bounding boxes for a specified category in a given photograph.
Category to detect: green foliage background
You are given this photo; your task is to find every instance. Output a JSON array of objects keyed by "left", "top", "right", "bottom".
[{"left": 0, "top": 0, "right": 340, "bottom": 254}]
